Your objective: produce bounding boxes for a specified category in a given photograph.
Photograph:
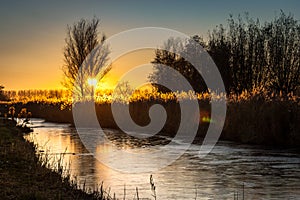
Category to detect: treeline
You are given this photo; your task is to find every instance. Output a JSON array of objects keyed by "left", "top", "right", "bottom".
[
  {"left": 0, "top": 85, "right": 9, "bottom": 101},
  {"left": 3, "top": 89, "right": 70, "bottom": 102},
  {"left": 151, "top": 11, "right": 300, "bottom": 95}
]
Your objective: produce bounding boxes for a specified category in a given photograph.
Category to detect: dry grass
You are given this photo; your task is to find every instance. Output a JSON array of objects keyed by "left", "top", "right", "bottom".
[
  {"left": 224, "top": 96, "right": 300, "bottom": 146},
  {"left": 1, "top": 87, "right": 299, "bottom": 146},
  {"left": 0, "top": 119, "right": 113, "bottom": 200}
]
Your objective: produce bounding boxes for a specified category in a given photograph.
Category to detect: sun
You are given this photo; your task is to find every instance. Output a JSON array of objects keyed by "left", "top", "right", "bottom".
[{"left": 87, "top": 78, "right": 97, "bottom": 88}]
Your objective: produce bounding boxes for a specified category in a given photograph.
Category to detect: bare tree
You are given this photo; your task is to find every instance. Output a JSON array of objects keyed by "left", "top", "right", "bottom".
[
  {"left": 112, "top": 81, "right": 134, "bottom": 102},
  {"left": 62, "top": 17, "right": 111, "bottom": 100},
  {"left": 265, "top": 11, "right": 300, "bottom": 94},
  {"left": 150, "top": 11, "right": 300, "bottom": 95},
  {"left": 209, "top": 11, "right": 300, "bottom": 95},
  {"left": 149, "top": 36, "right": 208, "bottom": 93}
]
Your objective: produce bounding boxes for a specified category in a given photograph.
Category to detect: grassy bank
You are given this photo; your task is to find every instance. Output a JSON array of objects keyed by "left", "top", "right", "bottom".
[
  {"left": 224, "top": 98, "right": 300, "bottom": 146},
  {"left": 1, "top": 94, "right": 299, "bottom": 147},
  {"left": 0, "top": 119, "right": 111, "bottom": 200}
]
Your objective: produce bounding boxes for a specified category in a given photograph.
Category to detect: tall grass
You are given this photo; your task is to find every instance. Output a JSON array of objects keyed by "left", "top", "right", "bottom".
[
  {"left": 0, "top": 119, "right": 114, "bottom": 199},
  {"left": 1, "top": 87, "right": 299, "bottom": 146},
  {"left": 25, "top": 131, "right": 115, "bottom": 200},
  {"left": 3, "top": 87, "right": 298, "bottom": 104}
]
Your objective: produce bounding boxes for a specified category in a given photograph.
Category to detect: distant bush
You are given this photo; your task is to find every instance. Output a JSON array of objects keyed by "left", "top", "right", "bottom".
[{"left": 0, "top": 85, "right": 9, "bottom": 101}]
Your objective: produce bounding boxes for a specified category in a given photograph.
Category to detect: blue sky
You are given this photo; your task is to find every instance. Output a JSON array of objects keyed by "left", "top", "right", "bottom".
[{"left": 1, "top": 0, "right": 300, "bottom": 90}]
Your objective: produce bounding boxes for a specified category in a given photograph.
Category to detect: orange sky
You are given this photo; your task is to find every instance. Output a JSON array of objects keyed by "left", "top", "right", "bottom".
[
  {"left": 2, "top": 1, "right": 299, "bottom": 91},
  {"left": 0, "top": 39, "right": 155, "bottom": 91},
  {"left": 0, "top": 33, "right": 65, "bottom": 90},
  {"left": 99, "top": 49, "right": 155, "bottom": 90}
]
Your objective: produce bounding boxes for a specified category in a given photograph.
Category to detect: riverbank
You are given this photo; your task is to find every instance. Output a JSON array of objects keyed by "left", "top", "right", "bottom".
[
  {"left": 1, "top": 97, "right": 299, "bottom": 147},
  {"left": 0, "top": 119, "right": 111, "bottom": 200}
]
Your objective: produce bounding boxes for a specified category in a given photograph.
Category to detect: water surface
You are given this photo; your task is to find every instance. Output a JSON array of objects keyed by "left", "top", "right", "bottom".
[{"left": 25, "top": 119, "right": 300, "bottom": 199}]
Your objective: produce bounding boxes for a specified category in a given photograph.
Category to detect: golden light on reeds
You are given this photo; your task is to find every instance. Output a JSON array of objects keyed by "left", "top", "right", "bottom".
[{"left": 2, "top": 87, "right": 299, "bottom": 107}]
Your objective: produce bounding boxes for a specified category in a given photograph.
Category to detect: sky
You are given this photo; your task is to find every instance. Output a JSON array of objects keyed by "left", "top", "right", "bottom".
[{"left": 1, "top": 0, "right": 300, "bottom": 90}]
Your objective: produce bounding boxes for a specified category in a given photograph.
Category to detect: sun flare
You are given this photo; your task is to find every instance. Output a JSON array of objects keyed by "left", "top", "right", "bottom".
[{"left": 87, "top": 78, "right": 97, "bottom": 88}]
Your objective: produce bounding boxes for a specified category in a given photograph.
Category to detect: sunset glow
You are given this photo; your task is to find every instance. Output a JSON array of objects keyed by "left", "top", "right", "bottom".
[
  {"left": 87, "top": 78, "right": 97, "bottom": 88},
  {"left": 1, "top": 2, "right": 300, "bottom": 200},
  {"left": 1, "top": 1, "right": 299, "bottom": 91}
]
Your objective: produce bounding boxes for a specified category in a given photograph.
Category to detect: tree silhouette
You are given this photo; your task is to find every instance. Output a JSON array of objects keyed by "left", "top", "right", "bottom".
[
  {"left": 209, "top": 14, "right": 269, "bottom": 93},
  {"left": 0, "top": 85, "right": 8, "bottom": 101},
  {"left": 62, "top": 17, "right": 111, "bottom": 100},
  {"left": 210, "top": 12, "right": 300, "bottom": 94},
  {"left": 149, "top": 36, "right": 208, "bottom": 93},
  {"left": 151, "top": 11, "right": 300, "bottom": 95},
  {"left": 265, "top": 11, "right": 300, "bottom": 94}
]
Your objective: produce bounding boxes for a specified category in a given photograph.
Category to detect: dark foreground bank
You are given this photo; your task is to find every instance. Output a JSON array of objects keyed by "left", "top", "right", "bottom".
[{"left": 0, "top": 119, "right": 111, "bottom": 200}]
